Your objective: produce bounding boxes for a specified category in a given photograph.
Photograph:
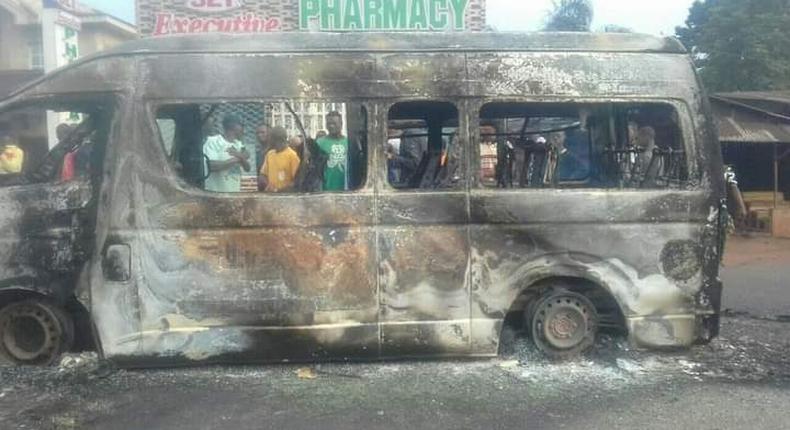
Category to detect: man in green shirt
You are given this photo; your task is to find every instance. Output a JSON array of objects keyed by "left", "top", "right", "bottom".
[{"left": 316, "top": 111, "right": 349, "bottom": 191}]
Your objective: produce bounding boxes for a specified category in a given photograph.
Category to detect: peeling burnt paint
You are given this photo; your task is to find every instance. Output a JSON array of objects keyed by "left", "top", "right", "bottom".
[{"left": 0, "top": 32, "right": 726, "bottom": 365}]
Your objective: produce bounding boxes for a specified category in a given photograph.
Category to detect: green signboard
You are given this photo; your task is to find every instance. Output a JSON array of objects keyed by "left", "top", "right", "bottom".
[{"left": 299, "top": 0, "right": 470, "bottom": 31}]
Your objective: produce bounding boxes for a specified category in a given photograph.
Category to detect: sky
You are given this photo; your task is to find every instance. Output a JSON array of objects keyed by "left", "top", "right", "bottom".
[{"left": 78, "top": 0, "right": 696, "bottom": 36}]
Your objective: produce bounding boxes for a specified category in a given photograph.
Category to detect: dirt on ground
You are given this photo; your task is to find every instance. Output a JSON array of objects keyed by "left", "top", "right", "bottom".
[{"left": 723, "top": 233, "right": 790, "bottom": 267}]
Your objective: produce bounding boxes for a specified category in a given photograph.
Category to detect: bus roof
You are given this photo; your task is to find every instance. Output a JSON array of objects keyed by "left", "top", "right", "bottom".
[
  {"left": 107, "top": 32, "right": 687, "bottom": 56},
  {"left": 1, "top": 32, "right": 688, "bottom": 103}
]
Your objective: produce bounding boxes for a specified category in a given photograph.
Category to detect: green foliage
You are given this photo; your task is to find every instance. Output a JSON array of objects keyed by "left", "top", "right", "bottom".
[
  {"left": 676, "top": 0, "right": 790, "bottom": 92},
  {"left": 544, "top": 0, "right": 594, "bottom": 32}
]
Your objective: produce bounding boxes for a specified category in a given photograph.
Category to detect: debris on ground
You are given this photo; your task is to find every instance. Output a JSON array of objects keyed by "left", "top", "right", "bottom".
[{"left": 296, "top": 367, "right": 317, "bottom": 380}]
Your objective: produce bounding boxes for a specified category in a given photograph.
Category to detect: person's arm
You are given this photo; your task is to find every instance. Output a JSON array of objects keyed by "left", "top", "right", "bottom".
[
  {"left": 205, "top": 138, "right": 240, "bottom": 172},
  {"left": 289, "top": 152, "right": 301, "bottom": 179},
  {"left": 226, "top": 146, "right": 251, "bottom": 172}
]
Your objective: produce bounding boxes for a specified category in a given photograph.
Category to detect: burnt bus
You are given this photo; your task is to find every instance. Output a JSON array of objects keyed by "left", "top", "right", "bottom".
[{"left": 0, "top": 32, "right": 726, "bottom": 366}]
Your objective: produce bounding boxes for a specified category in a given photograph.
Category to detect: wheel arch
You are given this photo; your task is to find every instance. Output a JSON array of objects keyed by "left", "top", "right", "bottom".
[
  {"left": 493, "top": 254, "right": 639, "bottom": 350},
  {"left": 0, "top": 281, "right": 94, "bottom": 352}
]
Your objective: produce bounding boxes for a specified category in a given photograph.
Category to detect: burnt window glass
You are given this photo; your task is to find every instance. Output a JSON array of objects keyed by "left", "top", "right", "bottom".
[
  {"left": 386, "top": 101, "right": 462, "bottom": 190},
  {"left": 0, "top": 98, "right": 112, "bottom": 187},
  {"left": 153, "top": 101, "right": 367, "bottom": 193},
  {"left": 479, "top": 102, "right": 688, "bottom": 189}
]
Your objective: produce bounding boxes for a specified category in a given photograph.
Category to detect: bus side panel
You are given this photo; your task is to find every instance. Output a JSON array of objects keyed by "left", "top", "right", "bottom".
[
  {"left": 93, "top": 95, "right": 379, "bottom": 365},
  {"left": 377, "top": 192, "right": 471, "bottom": 357},
  {"left": 469, "top": 190, "right": 714, "bottom": 352}
]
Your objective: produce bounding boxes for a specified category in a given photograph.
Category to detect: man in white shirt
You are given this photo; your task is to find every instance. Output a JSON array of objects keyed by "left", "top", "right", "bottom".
[{"left": 203, "top": 114, "right": 250, "bottom": 193}]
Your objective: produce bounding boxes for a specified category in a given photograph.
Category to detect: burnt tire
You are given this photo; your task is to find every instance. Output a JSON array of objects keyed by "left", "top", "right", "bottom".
[
  {"left": 0, "top": 299, "right": 74, "bottom": 366},
  {"left": 528, "top": 291, "right": 598, "bottom": 360}
]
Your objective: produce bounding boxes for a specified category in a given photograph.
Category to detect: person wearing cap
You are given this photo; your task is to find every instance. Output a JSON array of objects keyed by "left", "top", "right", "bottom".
[{"left": 203, "top": 114, "right": 250, "bottom": 193}]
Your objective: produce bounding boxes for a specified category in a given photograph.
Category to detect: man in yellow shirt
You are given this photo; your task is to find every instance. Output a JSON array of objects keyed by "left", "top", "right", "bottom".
[{"left": 260, "top": 127, "right": 300, "bottom": 192}]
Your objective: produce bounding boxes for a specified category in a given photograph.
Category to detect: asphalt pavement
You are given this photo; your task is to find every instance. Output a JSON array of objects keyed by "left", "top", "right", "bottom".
[{"left": 0, "top": 234, "right": 788, "bottom": 430}]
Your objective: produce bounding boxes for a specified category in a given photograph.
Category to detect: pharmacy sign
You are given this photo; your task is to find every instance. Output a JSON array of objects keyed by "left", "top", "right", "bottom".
[{"left": 299, "top": 0, "right": 470, "bottom": 31}]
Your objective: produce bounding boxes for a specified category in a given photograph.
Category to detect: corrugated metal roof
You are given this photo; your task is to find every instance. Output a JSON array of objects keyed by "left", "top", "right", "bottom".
[{"left": 711, "top": 92, "right": 790, "bottom": 144}]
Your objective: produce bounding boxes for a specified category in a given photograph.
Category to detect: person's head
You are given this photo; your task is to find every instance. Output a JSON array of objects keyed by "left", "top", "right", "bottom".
[
  {"left": 289, "top": 135, "right": 303, "bottom": 150},
  {"left": 387, "top": 128, "right": 402, "bottom": 139},
  {"left": 480, "top": 124, "right": 497, "bottom": 143},
  {"left": 256, "top": 124, "right": 270, "bottom": 146},
  {"left": 222, "top": 114, "right": 244, "bottom": 141},
  {"left": 325, "top": 111, "right": 343, "bottom": 137},
  {"left": 56, "top": 123, "right": 74, "bottom": 141},
  {"left": 549, "top": 131, "right": 566, "bottom": 147},
  {"left": 315, "top": 130, "right": 327, "bottom": 139},
  {"left": 636, "top": 126, "right": 656, "bottom": 151},
  {"left": 270, "top": 126, "right": 288, "bottom": 151}
]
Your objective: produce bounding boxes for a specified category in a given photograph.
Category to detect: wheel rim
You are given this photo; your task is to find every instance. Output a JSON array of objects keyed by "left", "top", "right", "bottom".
[
  {"left": 534, "top": 295, "right": 595, "bottom": 351},
  {"left": 0, "top": 303, "right": 60, "bottom": 364}
]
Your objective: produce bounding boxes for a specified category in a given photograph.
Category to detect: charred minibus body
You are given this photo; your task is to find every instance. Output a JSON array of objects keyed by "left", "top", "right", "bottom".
[{"left": 0, "top": 33, "right": 725, "bottom": 366}]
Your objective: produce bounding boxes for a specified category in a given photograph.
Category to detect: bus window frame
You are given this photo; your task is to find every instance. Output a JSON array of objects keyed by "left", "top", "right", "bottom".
[
  {"left": 471, "top": 98, "right": 699, "bottom": 191},
  {"left": 146, "top": 98, "right": 374, "bottom": 196},
  {"left": 379, "top": 98, "right": 468, "bottom": 193},
  {"left": 0, "top": 93, "right": 118, "bottom": 186}
]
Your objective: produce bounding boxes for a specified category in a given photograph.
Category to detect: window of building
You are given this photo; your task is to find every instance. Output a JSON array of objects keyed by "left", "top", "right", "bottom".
[
  {"left": 0, "top": 98, "right": 112, "bottom": 186},
  {"left": 154, "top": 100, "right": 367, "bottom": 194},
  {"left": 386, "top": 101, "right": 462, "bottom": 190},
  {"left": 478, "top": 102, "right": 688, "bottom": 189},
  {"left": 27, "top": 32, "right": 44, "bottom": 70}
]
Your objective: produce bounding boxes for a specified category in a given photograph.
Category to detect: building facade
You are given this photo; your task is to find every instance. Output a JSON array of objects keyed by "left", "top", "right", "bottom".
[{"left": 0, "top": 0, "right": 137, "bottom": 98}]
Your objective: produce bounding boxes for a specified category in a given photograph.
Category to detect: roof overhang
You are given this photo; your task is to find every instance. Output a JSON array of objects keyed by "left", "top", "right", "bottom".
[
  {"left": 711, "top": 94, "right": 790, "bottom": 144},
  {"left": 80, "top": 14, "right": 137, "bottom": 38}
]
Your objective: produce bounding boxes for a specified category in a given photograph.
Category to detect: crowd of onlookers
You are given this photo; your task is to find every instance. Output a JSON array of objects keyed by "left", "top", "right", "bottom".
[{"left": 203, "top": 111, "right": 350, "bottom": 193}]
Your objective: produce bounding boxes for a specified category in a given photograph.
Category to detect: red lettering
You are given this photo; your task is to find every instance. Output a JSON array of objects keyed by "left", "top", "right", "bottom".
[
  {"left": 173, "top": 18, "right": 189, "bottom": 33},
  {"left": 189, "top": 19, "right": 203, "bottom": 32},
  {"left": 151, "top": 13, "right": 281, "bottom": 35},
  {"left": 189, "top": 0, "right": 205, "bottom": 7},
  {"left": 207, "top": 0, "right": 222, "bottom": 6},
  {"left": 264, "top": 18, "right": 280, "bottom": 32},
  {"left": 153, "top": 13, "right": 171, "bottom": 36}
]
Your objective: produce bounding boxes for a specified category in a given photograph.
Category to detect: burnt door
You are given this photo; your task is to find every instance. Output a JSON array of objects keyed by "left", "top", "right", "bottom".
[{"left": 377, "top": 101, "right": 472, "bottom": 357}]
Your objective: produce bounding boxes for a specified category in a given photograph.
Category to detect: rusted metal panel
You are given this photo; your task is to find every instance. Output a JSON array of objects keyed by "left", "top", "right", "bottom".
[
  {"left": 0, "top": 181, "right": 92, "bottom": 300},
  {"left": 466, "top": 52, "right": 699, "bottom": 99}
]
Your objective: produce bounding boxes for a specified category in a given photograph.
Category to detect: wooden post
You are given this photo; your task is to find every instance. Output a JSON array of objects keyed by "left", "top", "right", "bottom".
[{"left": 775, "top": 142, "right": 779, "bottom": 209}]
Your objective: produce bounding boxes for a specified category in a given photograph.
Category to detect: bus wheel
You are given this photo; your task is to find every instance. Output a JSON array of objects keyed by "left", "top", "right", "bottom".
[
  {"left": 529, "top": 291, "right": 598, "bottom": 359},
  {"left": 0, "top": 299, "right": 74, "bottom": 366}
]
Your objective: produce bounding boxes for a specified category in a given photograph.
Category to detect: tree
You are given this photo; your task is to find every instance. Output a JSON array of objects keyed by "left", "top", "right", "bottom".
[
  {"left": 675, "top": 0, "right": 790, "bottom": 92},
  {"left": 544, "top": 0, "right": 594, "bottom": 32}
]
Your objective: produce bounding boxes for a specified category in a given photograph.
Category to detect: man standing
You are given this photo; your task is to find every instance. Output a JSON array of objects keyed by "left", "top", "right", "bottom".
[
  {"left": 316, "top": 111, "right": 349, "bottom": 191},
  {"left": 203, "top": 114, "right": 250, "bottom": 193},
  {"left": 260, "top": 127, "right": 300, "bottom": 193}
]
